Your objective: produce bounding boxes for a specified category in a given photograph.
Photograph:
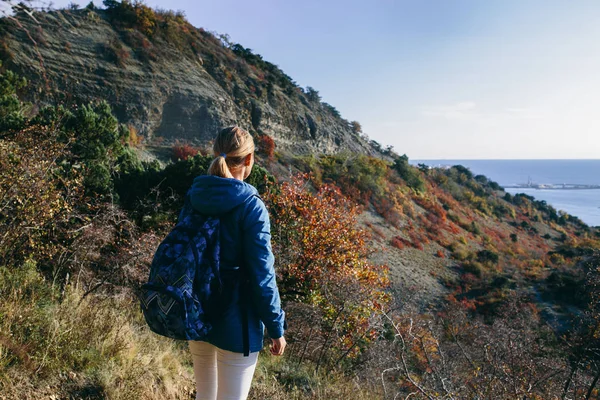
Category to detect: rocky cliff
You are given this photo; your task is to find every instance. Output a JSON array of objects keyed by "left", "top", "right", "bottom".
[{"left": 1, "top": 4, "right": 374, "bottom": 155}]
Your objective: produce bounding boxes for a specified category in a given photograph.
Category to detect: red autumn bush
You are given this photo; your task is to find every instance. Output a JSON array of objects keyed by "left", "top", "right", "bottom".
[
  {"left": 256, "top": 134, "right": 276, "bottom": 159},
  {"left": 171, "top": 143, "right": 199, "bottom": 161},
  {"left": 391, "top": 236, "right": 411, "bottom": 250},
  {"left": 266, "top": 174, "right": 390, "bottom": 367}
]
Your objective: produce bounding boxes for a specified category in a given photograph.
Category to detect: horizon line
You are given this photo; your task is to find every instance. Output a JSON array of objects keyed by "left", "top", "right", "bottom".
[{"left": 410, "top": 158, "right": 600, "bottom": 161}]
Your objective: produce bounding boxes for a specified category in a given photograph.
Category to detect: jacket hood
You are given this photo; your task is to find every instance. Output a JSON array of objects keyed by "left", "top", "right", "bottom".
[{"left": 188, "top": 175, "right": 258, "bottom": 215}]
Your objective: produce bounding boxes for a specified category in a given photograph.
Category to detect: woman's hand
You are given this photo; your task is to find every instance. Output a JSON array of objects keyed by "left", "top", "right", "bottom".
[{"left": 270, "top": 336, "right": 286, "bottom": 356}]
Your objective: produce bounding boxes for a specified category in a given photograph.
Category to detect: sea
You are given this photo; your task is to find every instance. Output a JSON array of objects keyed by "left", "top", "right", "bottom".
[{"left": 411, "top": 160, "right": 600, "bottom": 227}]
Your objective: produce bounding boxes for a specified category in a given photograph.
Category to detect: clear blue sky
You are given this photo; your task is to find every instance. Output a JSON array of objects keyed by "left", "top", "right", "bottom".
[{"left": 53, "top": 0, "right": 600, "bottom": 159}]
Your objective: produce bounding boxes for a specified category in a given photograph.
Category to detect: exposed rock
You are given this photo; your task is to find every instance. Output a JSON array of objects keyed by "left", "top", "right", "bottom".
[{"left": 1, "top": 8, "right": 376, "bottom": 156}]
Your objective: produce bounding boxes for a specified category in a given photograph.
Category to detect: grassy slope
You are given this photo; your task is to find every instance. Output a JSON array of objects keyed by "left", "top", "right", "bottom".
[{"left": 268, "top": 150, "right": 595, "bottom": 315}]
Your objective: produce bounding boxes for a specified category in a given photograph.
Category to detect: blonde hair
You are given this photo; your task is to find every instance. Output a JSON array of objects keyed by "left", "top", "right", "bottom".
[{"left": 208, "top": 126, "right": 255, "bottom": 178}]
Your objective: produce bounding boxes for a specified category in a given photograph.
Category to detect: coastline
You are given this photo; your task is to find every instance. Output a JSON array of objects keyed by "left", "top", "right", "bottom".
[
  {"left": 504, "top": 187, "right": 600, "bottom": 227},
  {"left": 503, "top": 184, "right": 600, "bottom": 190},
  {"left": 411, "top": 160, "right": 600, "bottom": 227}
]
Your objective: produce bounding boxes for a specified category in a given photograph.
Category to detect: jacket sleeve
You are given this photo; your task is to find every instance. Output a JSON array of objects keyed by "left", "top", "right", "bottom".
[{"left": 242, "top": 196, "right": 285, "bottom": 339}]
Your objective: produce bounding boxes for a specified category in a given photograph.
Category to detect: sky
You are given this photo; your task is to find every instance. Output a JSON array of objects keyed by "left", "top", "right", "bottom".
[{"left": 48, "top": 0, "right": 600, "bottom": 159}]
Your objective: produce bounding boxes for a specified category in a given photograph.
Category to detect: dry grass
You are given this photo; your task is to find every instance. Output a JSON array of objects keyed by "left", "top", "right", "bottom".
[
  {"left": 0, "top": 260, "right": 195, "bottom": 399},
  {"left": 250, "top": 354, "right": 379, "bottom": 400},
  {"left": 0, "top": 260, "right": 377, "bottom": 400}
]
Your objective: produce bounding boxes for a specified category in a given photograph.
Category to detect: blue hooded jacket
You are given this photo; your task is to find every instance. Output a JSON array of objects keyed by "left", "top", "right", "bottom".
[{"left": 181, "top": 175, "right": 285, "bottom": 353}]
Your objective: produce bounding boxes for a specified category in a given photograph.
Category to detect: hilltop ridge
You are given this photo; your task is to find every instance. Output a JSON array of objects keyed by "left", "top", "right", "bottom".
[{"left": 1, "top": 2, "right": 375, "bottom": 155}]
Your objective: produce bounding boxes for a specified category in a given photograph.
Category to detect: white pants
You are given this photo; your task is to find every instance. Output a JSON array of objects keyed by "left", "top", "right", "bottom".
[{"left": 188, "top": 341, "right": 259, "bottom": 400}]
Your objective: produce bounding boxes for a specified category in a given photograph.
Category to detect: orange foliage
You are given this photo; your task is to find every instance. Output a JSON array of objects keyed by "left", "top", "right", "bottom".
[
  {"left": 448, "top": 223, "right": 461, "bottom": 234},
  {"left": 0, "top": 125, "right": 85, "bottom": 266},
  {"left": 373, "top": 196, "right": 403, "bottom": 228},
  {"left": 266, "top": 175, "right": 390, "bottom": 355},
  {"left": 413, "top": 195, "right": 448, "bottom": 223},
  {"left": 126, "top": 124, "right": 143, "bottom": 147},
  {"left": 391, "top": 236, "right": 411, "bottom": 250},
  {"left": 408, "top": 230, "right": 428, "bottom": 250}
]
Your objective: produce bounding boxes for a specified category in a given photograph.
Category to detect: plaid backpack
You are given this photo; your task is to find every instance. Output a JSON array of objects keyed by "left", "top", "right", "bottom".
[{"left": 140, "top": 197, "right": 225, "bottom": 341}]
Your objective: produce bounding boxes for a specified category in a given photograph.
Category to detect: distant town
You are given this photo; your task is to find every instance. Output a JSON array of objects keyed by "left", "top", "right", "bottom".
[
  {"left": 502, "top": 177, "right": 600, "bottom": 190},
  {"left": 503, "top": 183, "right": 600, "bottom": 190},
  {"left": 421, "top": 165, "right": 600, "bottom": 190}
]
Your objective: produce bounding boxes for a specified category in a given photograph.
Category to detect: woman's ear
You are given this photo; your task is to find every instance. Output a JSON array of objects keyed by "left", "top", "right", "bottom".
[{"left": 244, "top": 153, "right": 253, "bottom": 166}]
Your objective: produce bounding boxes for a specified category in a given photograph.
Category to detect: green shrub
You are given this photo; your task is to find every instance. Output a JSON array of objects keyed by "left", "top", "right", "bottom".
[
  {"left": 449, "top": 165, "right": 473, "bottom": 182},
  {"left": 468, "top": 222, "right": 482, "bottom": 235},
  {"left": 463, "top": 261, "right": 484, "bottom": 278},
  {"left": 393, "top": 154, "right": 425, "bottom": 192},
  {"left": 452, "top": 248, "right": 471, "bottom": 261},
  {"left": 447, "top": 212, "right": 460, "bottom": 224},
  {"left": 62, "top": 101, "right": 130, "bottom": 195},
  {"left": 477, "top": 249, "right": 499, "bottom": 265},
  {"left": 115, "top": 154, "right": 274, "bottom": 222},
  {"left": 0, "top": 67, "right": 28, "bottom": 132},
  {"left": 246, "top": 163, "right": 275, "bottom": 194}
]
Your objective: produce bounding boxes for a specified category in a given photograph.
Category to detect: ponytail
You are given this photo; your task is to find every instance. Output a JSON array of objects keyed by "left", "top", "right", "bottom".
[
  {"left": 208, "top": 155, "right": 234, "bottom": 178},
  {"left": 208, "top": 126, "right": 255, "bottom": 178}
]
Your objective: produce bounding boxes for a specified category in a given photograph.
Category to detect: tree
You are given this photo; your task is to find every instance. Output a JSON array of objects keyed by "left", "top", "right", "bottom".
[
  {"left": 218, "top": 33, "right": 232, "bottom": 48},
  {"left": 394, "top": 154, "right": 426, "bottom": 192},
  {"left": 417, "top": 163, "right": 430, "bottom": 173},
  {"left": 322, "top": 102, "right": 341, "bottom": 118},
  {"left": 305, "top": 86, "right": 321, "bottom": 102},
  {"left": 62, "top": 101, "right": 130, "bottom": 195},
  {"left": 349, "top": 120, "right": 362, "bottom": 134},
  {"left": 102, "top": 0, "right": 120, "bottom": 9}
]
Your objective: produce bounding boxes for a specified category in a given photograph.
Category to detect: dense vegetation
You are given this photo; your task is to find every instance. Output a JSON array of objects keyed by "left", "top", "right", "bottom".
[
  {"left": 0, "top": 62, "right": 390, "bottom": 397},
  {"left": 0, "top": 0, "right": 366, "bottom": 150},
  {"left": 1, "top": 2, "right": 600, "bottom": 399}
]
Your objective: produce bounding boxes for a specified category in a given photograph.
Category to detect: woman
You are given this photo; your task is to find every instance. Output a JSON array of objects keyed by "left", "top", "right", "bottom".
[{"left": 186, "top": 126, "right": 286, "bottom": 400}]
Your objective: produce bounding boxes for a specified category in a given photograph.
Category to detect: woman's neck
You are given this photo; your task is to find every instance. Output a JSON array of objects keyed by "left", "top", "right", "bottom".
[{"left": 231, "top": 166, "right": 248, "bottom": 181}]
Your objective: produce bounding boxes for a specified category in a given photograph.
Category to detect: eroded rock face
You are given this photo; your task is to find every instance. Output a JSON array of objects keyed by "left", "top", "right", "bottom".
[{"left": 3, "top": 9, "right": 374, "bottom": 156}]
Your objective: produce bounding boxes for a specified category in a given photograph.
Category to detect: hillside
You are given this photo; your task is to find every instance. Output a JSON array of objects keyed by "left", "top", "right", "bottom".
[
  {"left": 3, "top": 1, "right": 587, "bottom": 307},
  {"left": 1, "top": 2, "right": 600, "bottom": 399},
  {"left": 1, "top": 3, "right": 373, "bottom": 155}
]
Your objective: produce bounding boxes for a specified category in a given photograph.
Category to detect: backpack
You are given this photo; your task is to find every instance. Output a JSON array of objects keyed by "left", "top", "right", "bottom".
[{"left": 140, "top": 196, "right": 226, "bottom": 341}]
